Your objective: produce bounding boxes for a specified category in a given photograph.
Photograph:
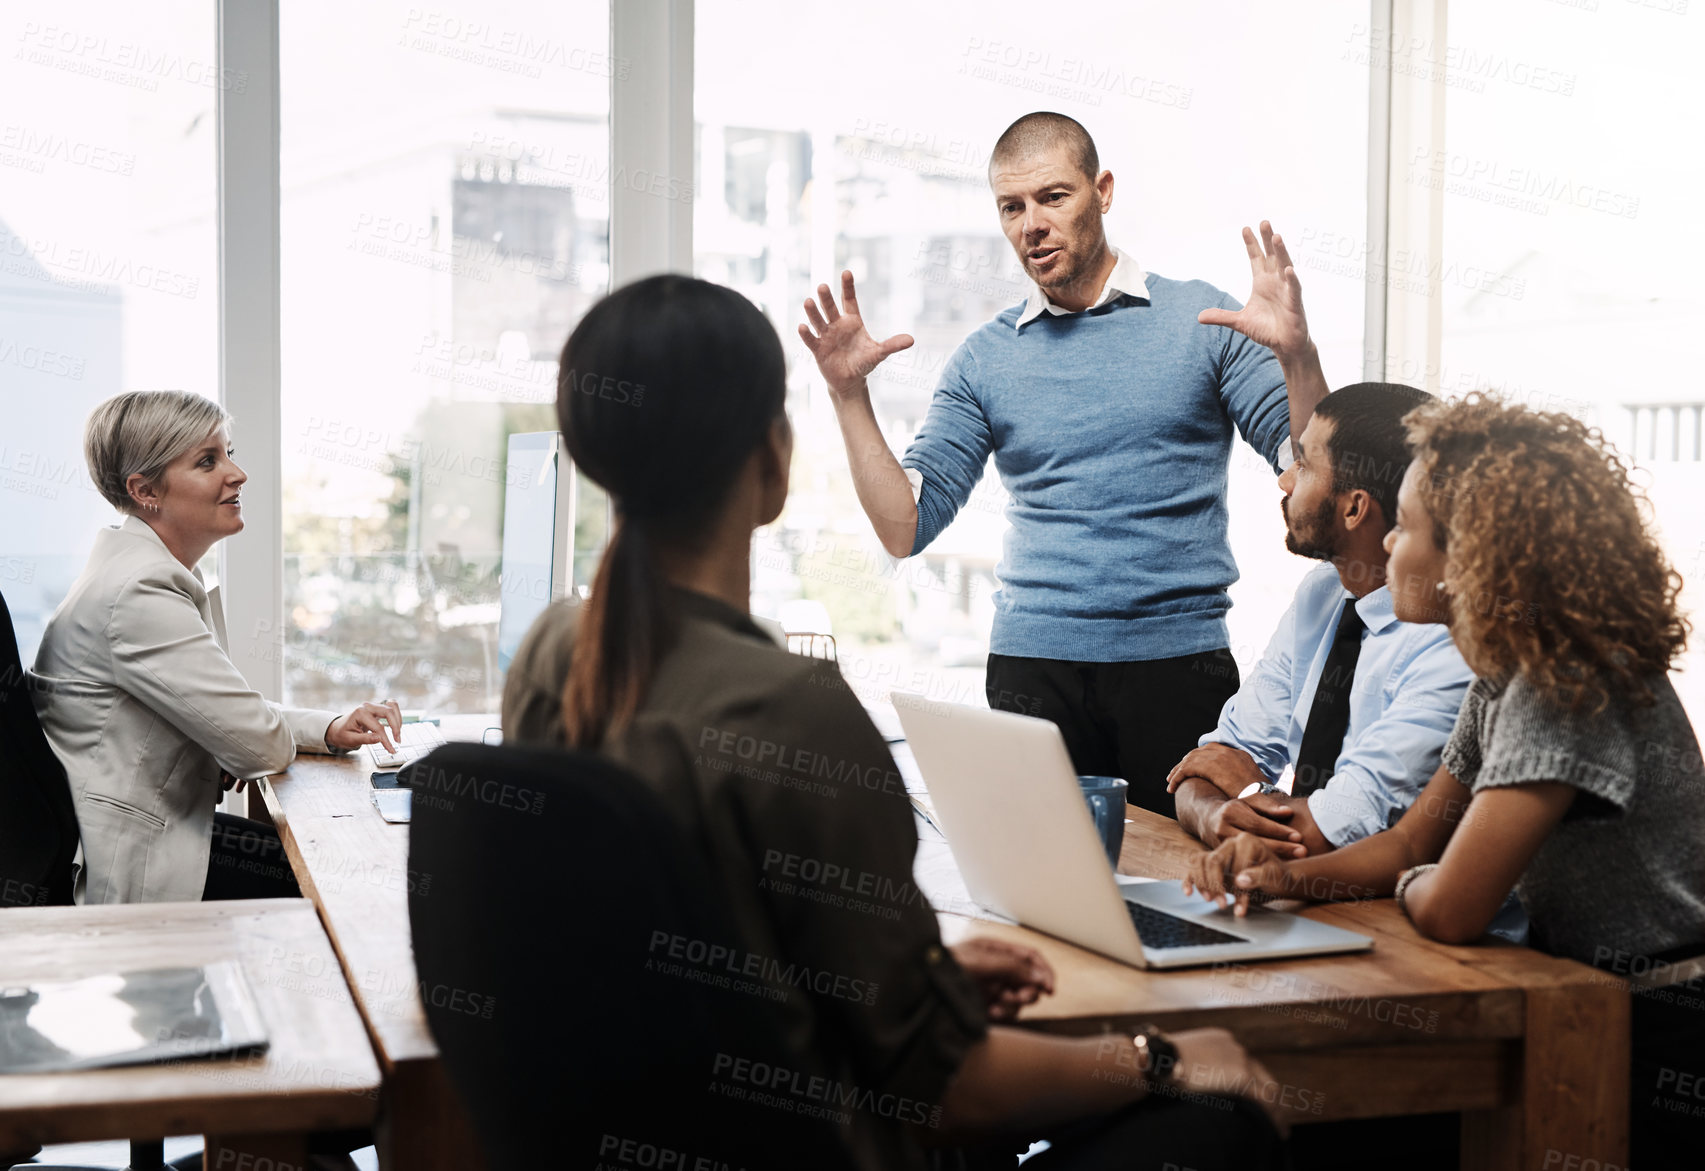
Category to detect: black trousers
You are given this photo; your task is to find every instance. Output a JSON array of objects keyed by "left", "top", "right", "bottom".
[
  {"left": 1631, "top": 976, "right": 1705, "bottom": 1169},
  {"left": 202, "top": 811, "right": 301, "bottom": 901},
  {"left": 201, "top": 813, "right": 373, "bottom": 1159},
  {"left": 936, "top": 1092, "right": 1286, "bottom": 1171},
  {"left": 986, "top": 649, "right": 1241, "bottom": 817}
]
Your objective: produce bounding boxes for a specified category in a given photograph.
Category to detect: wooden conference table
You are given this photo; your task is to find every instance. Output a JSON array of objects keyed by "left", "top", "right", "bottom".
[
  {"left": 938, "top": 807, "right": 1629, "bottom": 1169},
  {"left": 263, "top": 716, "right": 1627, "bottom": 1171},
  {"left": 0, "top": 899, "right": 379, "bottom": 1168},
  {"left": 258, "top": 719, "right": 494, "bottom": 1171}
]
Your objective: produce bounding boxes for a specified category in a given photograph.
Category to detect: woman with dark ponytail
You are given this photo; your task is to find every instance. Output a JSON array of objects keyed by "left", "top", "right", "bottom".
[
  {"left": 555, "top": 274, "right": 789, "bottom": 750},
  {"left": 502, "top": 275, "right": 1288, "bottom": 1171}
]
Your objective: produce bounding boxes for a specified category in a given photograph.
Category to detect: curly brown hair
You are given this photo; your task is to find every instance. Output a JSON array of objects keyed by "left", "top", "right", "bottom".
[{"left": 1403, "top": 393, "right": 1690, "bottom": 712}]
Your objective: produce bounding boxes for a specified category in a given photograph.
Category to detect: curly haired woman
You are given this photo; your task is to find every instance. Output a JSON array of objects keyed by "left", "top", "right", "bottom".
[{"left": 1180, "top": 393, "right": 1705, "bottom": 1168}]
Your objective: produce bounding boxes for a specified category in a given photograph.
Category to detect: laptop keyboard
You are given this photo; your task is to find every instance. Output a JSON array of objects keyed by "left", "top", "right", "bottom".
[{"left": 1125, "top": 898, "right": 1250, "bottom": 949}]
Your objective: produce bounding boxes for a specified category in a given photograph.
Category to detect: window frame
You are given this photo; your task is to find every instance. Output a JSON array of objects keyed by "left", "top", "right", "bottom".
[{"left": 215, "top": 0, "right": 1403, "bottom": 698}]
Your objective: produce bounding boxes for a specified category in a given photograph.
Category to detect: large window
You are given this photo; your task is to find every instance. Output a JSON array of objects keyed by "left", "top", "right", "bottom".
[
  {"left": 20, "top": 1, "right": 1693, "bottom": 733},
  {"left": 696, "top": 0, "right": 1371, "bottom": 705},
  {"left": 0, "top": 0, "right": 217, "bottom": 661},
  {"left": 279, "top": 0, "right": 611, "bottom": 714},
  {"left": 1426, "top": 3, "right": 1705, "bottom": 724}
]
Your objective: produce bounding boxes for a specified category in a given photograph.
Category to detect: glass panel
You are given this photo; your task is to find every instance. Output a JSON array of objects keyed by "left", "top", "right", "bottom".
[
  {"left": 1435, "top": 4, "right": 1705, "bottom": 724},
  {"left": 697, "top": 0, "right": 1369, "bottom": 702},
  {"left": 280, "top": 0, "right": 611, "bottom": 713},
  {"left": 0, "top": 1, "right": 217, "bottom": 661}
]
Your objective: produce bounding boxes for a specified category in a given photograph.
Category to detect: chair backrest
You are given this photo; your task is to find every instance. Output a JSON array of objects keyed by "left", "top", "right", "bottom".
[
  {"left": 0, "top": 589, "right": 77, "bottom": 907},
  {"left": 407, "top": 742, "right": 857, "bottom": 1171}
]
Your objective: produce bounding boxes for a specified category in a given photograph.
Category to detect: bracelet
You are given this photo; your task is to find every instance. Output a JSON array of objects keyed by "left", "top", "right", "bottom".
[{"left": 1393, "top": 863, "right": 1439, "bottom": 918}]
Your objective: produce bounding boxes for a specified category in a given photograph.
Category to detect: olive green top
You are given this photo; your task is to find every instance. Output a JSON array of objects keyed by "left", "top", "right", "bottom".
[{"left": 502, "top": 590, "right": 989, "bottom": 1169}]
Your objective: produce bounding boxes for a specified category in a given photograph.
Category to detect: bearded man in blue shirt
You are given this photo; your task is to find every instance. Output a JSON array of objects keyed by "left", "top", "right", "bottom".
[
  {"left": 1166, "top": 382, "right": 1473, "bottom": 857},
  {"left": 800, "top": 111, "right": 1330, "bottom": 813}
]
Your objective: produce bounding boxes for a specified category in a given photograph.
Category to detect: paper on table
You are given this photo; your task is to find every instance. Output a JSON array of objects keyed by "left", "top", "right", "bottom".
[
  {"left": 913, "top": 837, "right": 1017, "bottom": 924},
  {"left": 372, "top": 787, "right": 412, "bottom": 824},
  {"left": 908, "top": 792, "right": 946, "bottom": 839}
]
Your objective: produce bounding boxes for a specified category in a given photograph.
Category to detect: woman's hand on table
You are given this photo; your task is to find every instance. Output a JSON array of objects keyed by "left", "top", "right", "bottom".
[
  {"left": 326, "top": 699, "right": 405, "bottom": 752},
  {"left": 1180, "top": 833, "right": 1299, "bottom": 916},
  {"left": 949, "top": 937, "right": 1056, "bottom": 1021}
]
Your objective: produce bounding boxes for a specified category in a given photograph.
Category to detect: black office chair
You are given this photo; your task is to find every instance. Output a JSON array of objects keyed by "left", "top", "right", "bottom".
[
  {"left": 0, "top": 588, "right": 78, "bottom": 910},
  {"left": 408, "top": 742, "right": 859, "bottom": 1171},
  {"left": 0, "top": 590, "right": 198, "bottom": 1171}
]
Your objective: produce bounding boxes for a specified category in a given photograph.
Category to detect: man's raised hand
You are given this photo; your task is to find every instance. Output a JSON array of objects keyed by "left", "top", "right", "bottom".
[
  {"left": 798, "top": 270, "right": 914, "bottom": 402},
  {"left": 1197, "top": 221, "right": 1311, "bottom": 360}
]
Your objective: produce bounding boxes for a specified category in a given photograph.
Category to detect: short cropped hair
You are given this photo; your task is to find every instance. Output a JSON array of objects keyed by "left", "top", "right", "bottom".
[
  {"left": 84, "top": 390, "right": 231, "bottom": 513},
  {"left": 1310, "top": 382, "right": 1436, "bottom": 529},
  {"left": 989, "top": 112, "right": 1100, "bottom": 182}
]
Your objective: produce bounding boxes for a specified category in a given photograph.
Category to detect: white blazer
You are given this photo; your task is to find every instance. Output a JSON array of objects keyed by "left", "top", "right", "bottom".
[{"left": 29, "top": 516, "right": 340, "bottom": 904}]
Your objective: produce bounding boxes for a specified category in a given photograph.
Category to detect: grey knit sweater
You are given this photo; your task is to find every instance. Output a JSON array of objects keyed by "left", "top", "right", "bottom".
[{"left": 1442, "top": 670, "right": 1705, "bottom": 967}]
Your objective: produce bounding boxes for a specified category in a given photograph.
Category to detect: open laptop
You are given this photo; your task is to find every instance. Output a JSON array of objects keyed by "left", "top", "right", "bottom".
[{"left": 892, "top": 693, "right": 1372, "bottom": 969}]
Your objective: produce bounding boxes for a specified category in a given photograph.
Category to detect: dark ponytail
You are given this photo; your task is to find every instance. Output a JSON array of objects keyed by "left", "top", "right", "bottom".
[
  {"left": 555, "top": 275, "right": 787, "bottom": 749},
  {"left": 561, "top": 517, "right": 666, "bottom": 750}
]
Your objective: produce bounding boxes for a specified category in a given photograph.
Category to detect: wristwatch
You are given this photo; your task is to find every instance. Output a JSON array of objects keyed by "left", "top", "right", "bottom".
[
  {"left": 1131, "top": 1024, "right": 1179, "bottom": 1084},
  {"left": 1236, "top": 780, "right": 1284, "bottom": 800}
]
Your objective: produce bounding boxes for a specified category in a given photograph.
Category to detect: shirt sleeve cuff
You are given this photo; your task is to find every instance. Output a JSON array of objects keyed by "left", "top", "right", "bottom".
[
  {"left": 1274, "top": 439, "right": 1295, "bottom": 473},
  {"left": 887, "top": 942, "right": 990, "bottom": 1112},
  {"left": 1440, "top": 738, "right": 1479, "bottom": 786},
  {"left": 1476, "top": 752, "right": 1636, "bottom": 813},
  {"left": 903, "top": 466, "right": 924, "bottom": 504},
  {"left": 1308, "top": 782, "right": 1389, "bottom": 849},
  {"left": 285, "top": 708, "right": 345, "bottom": 754}
]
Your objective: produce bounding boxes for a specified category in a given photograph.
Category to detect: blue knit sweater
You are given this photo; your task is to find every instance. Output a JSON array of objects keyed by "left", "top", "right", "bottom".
[{"left": 901, "top": 273, "right": 1292, "bottom": 662}]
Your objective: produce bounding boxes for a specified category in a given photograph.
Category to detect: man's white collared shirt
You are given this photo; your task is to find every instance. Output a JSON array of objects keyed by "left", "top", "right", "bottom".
[{"left": 1014, "top": 245, "right": 1150, "bottom": 329}]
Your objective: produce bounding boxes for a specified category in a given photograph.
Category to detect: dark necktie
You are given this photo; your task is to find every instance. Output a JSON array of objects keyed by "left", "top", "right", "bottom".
[{"left": 1294, "top": 603, "right": 1366, "bottom": 797}]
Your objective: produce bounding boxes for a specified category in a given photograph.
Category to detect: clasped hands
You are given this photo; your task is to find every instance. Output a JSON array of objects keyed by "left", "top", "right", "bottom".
[{"left": 1166, "top": 743, "right": 1309, "bottom": 858}]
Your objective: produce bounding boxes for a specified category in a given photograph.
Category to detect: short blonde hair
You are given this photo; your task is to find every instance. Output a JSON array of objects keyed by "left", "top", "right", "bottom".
[{"left": 84, "top": 391, "right": 232, "bottom": 514}]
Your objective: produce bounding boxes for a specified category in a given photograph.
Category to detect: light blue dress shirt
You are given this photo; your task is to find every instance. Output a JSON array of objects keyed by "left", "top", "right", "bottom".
[{"left": 1202, "top": 563, "right": 1474, "bottom": 847}]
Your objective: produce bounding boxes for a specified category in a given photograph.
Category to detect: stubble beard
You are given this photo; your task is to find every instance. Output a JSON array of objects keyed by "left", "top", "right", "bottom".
[{"left": 1282, "top": 495, "right": 1341, "bottom": 562}]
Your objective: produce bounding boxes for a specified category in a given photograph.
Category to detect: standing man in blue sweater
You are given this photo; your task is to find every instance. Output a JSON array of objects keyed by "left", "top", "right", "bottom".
[{"left": 799, "top": 112, "right": 1330, "bottom": 815}]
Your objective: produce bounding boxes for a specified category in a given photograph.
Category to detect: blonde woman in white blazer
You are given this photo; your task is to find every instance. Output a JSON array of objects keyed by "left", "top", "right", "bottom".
[{"left": 31, "top": 390, "right": 406, "bottom": 904}]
